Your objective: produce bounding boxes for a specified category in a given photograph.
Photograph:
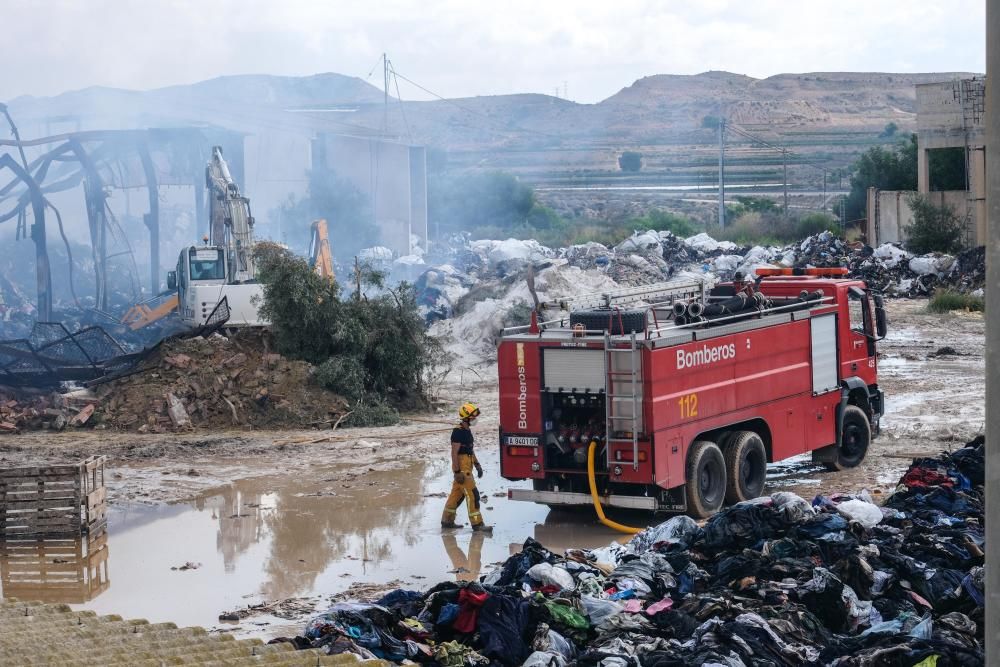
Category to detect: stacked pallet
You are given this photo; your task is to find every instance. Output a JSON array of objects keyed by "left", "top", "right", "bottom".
[{"left": 0, "top": 456, "right": 106, "bottom": 538}]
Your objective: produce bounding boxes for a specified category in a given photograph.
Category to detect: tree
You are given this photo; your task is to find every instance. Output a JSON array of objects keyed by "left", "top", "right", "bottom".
[
  {"left": 428, "top": 171, "right": 544, "bottom": 235},
  {"left": 270, "top": 168, "right": 378, "bottom": 259},
  {"left": 254, "top": 244, "right": 438, "bottom": 410},
  {"left": 843, "top": 134, "right": 966, "bottom": 222},
  {"left": 928, "top": 147, "right": 967, "bottom": 191},
  {"left": 905, "top": 194, "right": 964, "bottom": 254},
  {"left": 843, "top": 134, "right": 918, "bottom": 221},
  {"left": 880, "top": 122, "right": 898, "bottom": 138},
  {"left": 618, "top": 151, "right": 642, "bottom": 172}
]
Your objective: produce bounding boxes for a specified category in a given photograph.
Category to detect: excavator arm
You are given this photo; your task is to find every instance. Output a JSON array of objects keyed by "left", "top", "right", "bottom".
[
  {"left": 120, "top": 294, "right": 179, "bottom": 330},
  {"left": 309, "top": 219, "right": 334, "bottom": 280},
  {"left": 206, "top": 146, "right": 255, "bottom": 283}
]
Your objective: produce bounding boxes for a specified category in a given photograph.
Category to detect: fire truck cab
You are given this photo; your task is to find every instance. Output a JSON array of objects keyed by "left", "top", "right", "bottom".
[{"left": 498, "top": 273, "right": 887, "bottom": 518}]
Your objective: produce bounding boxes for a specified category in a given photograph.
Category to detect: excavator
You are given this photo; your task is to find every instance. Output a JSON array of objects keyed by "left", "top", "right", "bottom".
[
  {"left": 121, "top": 146, "right": 265, "bottom": 330},
  {"left": 122, "top": 216, "right": 336, "bottom": 331}
]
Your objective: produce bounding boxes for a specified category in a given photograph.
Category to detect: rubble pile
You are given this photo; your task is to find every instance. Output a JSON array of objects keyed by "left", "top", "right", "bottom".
[
  {"left": 0, "top": 390, "right": 99, "bottom": 432},
  {"left": 0, "top": 332, "right": 347, "bottom": 433},
  {"left": 93, "top": 333, "right": 347, "bottom": 431},
  {"left": 291, "top": 439, "right": 985, "bottom": 665}
]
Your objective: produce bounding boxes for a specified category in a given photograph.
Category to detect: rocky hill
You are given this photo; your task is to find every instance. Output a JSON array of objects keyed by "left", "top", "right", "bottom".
[{"left": 4, "top": 69, "right": 979, "bottom": 207}]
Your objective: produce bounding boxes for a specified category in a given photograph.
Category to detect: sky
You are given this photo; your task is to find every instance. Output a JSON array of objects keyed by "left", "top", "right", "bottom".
[{"left": 0, "top": 0, "right": 986, "bottom": 104}]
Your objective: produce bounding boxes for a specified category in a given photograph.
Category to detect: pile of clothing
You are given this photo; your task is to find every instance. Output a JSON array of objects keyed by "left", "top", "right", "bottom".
[{"left": 293, "top": 439, "right": 984, "bottom": 665}]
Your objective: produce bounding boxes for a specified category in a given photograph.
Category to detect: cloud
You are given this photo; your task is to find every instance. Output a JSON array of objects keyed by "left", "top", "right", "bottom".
[{"left": 0, "top": 0, "right": 985, "bottom": 104}]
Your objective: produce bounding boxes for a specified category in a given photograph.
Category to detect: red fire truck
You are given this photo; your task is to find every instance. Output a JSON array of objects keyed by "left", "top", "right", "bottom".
[{"left": 498, "top": 272, "right": 887, "bottom": 518}]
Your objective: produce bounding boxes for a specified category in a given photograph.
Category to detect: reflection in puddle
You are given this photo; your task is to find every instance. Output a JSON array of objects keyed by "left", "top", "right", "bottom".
[
  {"left": 0, "top": 530, "right": 109, "bottom": 603},
  {"left": 0, "top": 452, "right": 624, "bottom": 635}
]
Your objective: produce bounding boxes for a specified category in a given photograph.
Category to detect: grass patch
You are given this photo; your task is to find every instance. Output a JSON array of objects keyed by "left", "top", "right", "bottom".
[{"left": 928, "top": 290, "right": 985, "bottom": 313}]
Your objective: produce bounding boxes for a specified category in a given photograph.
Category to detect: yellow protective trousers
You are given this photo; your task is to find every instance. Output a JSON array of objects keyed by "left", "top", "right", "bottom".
[{"left": 442, "top": 454, "right": 483, "bottom": 526}]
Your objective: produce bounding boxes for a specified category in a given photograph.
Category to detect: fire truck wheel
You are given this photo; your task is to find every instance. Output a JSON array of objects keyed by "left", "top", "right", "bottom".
[
  {"left": 825, "top": 405, "right": 871, "bottom": 471},
  {"left": 723, "top": 431, "right": 767, "bottom": 504},
  {"left": 685, "top": 440, "right": 726, "bottom": 519}
]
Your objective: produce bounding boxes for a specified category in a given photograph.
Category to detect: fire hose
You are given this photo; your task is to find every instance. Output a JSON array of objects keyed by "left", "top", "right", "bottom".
[{"left": 586, "top": 440, "right": 644, "bottom": 535}]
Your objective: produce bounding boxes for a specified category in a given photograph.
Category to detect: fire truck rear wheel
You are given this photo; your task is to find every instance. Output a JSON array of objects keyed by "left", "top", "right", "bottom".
[
  {"left": 685, "top": 440, "right": 726, "bottom": 519},
  {"left": 825, "top": 405, "right": 871, "bottom": 471},
  {"left": 723, "top": 431, "right": 767, "bottom": 504}
]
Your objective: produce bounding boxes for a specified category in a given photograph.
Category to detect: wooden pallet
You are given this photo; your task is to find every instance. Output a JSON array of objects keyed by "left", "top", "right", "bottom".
[
  {"left": 0, "top": 531, "right": 109, "bottom": 603},
  {"left": 0, "top": 456, "right": 107, "bottom": 539}
]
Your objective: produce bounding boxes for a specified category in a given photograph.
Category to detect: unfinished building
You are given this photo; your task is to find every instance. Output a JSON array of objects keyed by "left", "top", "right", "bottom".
[{"left": 867, "top": 78, "right": 986, "bottom": 247}]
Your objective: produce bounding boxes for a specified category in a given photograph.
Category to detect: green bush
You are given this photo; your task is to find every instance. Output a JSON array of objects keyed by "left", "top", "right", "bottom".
[
  {"left": 254, "top": 244, "right": 439, "bottom": 409},
  {"left": 796, "top": 212, "right": 840, "bottom": 238},
  {"left": 629, "top": 209, "right": 698, "bottom": 237},
  {"left": 906, "top": 194, "right": 964, "bottom": 254},
  {"left": 343, "top": 397, "right": 400, "bottom": 427},
  {"left": 928, "top": 289, "right": 984, "bottom": 313},
  {"left": 314, "top": 356, "right": 367, "bottom": 401},
  {"left": 714, "top": 211, "right": 840, "bottom": 246}
]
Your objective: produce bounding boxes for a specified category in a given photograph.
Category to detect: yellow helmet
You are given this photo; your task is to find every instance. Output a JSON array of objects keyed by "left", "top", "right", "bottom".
[{"left": 459, "top": 402, "right": 480, "bottom": 420}]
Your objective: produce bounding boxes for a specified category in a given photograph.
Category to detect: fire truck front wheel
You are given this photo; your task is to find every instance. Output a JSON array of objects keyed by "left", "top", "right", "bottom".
[
  {"left": 825, "top": 405, "right": 871, "bottom": 471},
  {"left": 723, "top": 431, "right": 767, "bottom": 504},
  {"left": 685, "top": 440, "right": 727, "bottom": 519}
]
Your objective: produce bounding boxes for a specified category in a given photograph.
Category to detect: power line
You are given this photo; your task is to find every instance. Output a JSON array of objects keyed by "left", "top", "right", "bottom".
[
  {"left": 726, "top": 122, "right": 831, "bottom": 174},
  {"left": 389, "top": 68, "right": 565, "bottom": 141},
  {"left": 388, "top": 62, "right": 413, "bottom": 143}
]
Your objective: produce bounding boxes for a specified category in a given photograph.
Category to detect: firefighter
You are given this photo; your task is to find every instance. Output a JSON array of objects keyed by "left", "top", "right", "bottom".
[{"left": 441, "top": 402, "right": 492, "bottom": 531}]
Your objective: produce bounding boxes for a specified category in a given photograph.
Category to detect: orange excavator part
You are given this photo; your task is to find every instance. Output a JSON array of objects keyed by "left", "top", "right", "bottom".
[
  {"left": 310, "top": 219, "right": 335, "bottom": 280},
  {"left": 756, "top": 267, "right": 849, "bottom": 277},
  {"left": 120, "top": 294, "right": 179, "bottom": 330}
]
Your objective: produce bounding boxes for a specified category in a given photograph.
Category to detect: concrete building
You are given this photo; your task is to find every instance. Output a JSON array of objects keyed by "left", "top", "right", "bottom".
[
  {"left": 870, "top": 78, "right": 986, "bottom": 247},
  {"left": 311, "top": 134, "right": 428, "bottom": 257}
]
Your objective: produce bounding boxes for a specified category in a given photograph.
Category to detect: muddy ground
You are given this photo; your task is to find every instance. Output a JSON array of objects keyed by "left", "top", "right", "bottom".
[{"left": 0, "top": 299, "right": 984, "bottom": 638}]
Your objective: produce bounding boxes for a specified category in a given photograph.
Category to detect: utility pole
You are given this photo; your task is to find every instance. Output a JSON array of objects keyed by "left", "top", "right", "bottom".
[
  {"left": 718, "top": 118, "right": 726, "bottom": 228},
  {"left": 782, "top": 148, "right": 789, "bottom": 219},
  {"left": 382, "top": 53, "right": 389, "bottom": 136},
  {"left": 984, "top": 0, "right": 999, "bottom": 662}
]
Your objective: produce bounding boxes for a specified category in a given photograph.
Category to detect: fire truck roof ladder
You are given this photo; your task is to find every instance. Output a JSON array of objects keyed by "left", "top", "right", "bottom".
[
  {"left": 542, "top": 278, "right": 706, "bottom": 312},
  {"left": 605, "top": 331, "right": 641, "bottom": 471}
]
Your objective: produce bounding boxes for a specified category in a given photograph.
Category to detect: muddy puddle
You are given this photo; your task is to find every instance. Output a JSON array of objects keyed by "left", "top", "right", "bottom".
[{"left": 1, "top": 447, "right": 632, "bottom": 637}]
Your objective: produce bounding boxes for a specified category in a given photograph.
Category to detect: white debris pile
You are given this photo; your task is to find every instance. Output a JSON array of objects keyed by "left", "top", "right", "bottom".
[
  {"left": 406, "top": 228, "right": 986, "bottom": 363},
  {"left": 428, "top": 261, "right": 621, "bottom": 362}
]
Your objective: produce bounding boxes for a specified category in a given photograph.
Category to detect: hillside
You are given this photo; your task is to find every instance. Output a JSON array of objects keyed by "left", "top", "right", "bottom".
[{"left": 3, "top": 69, "right": 979, "bottom": 217}]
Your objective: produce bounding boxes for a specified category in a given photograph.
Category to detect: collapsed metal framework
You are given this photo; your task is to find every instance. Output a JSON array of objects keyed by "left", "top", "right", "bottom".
[
  {"left": 0, "top": 296, "right": 231, "bottom": 387},
  {"left": 0, "top": 124, "right": 244, "bottom": 321}
]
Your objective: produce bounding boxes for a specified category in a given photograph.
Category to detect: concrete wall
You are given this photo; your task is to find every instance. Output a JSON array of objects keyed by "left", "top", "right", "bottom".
[
  {"left": 312, "top": 134, "right": 428, "bottom": 256},
  {"left": 868, "top": 189, "right": 969, "bottom": 246},
  {"left": 913, "top": 80, "right": 987, "bottom": 246}
]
